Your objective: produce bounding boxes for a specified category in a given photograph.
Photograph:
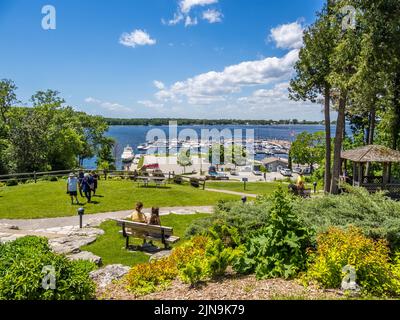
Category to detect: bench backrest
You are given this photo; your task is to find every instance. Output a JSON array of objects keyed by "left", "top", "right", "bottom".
[{"left": 116, "top": 219, "right": 173, "bottom": 236}]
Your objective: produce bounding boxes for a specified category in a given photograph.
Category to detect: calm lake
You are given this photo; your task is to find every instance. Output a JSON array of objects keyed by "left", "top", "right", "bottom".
[{"left": 83, "top": 124, "right": 348, "bottom": 169}]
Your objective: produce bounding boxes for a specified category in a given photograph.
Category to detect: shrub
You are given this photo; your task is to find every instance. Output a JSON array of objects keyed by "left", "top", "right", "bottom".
[
  {"left": 233, "top": 187, "right": 312, "bottom": 280},
  {"left": 6, "top": 179, "right": 18, "bottom": 186},
  {"left": 126, "top": 236, "right": 210, "bottom": 295},
  {"left": 294, "top": 185, "right": 400, "bottom": 250},
  {"left": 178, "top": 257, "right": 209, "bottom": 286},
  {"left": 302, "top": 227, "right": 397, "bottom": 297},
  {"left": 185, "top": 199, "right": 273, "bottom": 240},
  {"left": 0, "top": 236, "right": 96, "bottom": 300}
]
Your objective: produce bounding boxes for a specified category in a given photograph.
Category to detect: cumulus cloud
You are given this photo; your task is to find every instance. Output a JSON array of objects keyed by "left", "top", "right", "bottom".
[
  {"left": 202, "top": 9, "right": 223, "bottom": 23},
  {"left": 138, "top": 100, "right": 164, "bottom": 109},
  {"left": 180, "top": 0, "right": 218, "bottom": 14},
  {"left": 269, "top": 21, "right": 304, "bottom": 49},
  {"left": 185, "top": 16, "right": 198, "bottom": 27},
  {"left": 119, "top": 29, "right": 156, "bottom": 48},
  {"left": 155, "top": 49, "right": 299, "bottom": 104},
  {"left": 85, "top": 97, "right": 132, "bottom": 112},
  {"left": 163, "top": 0, "right": 221, "bottom": 27},
  {"left": 153, "top": 80, "right": 165, "bottom": 90}
]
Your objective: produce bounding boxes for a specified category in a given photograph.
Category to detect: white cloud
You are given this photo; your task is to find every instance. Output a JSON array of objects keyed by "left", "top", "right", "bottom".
[
  {"left": 180, "top": 0, "right": 218, "bottom": 14},
  {"left": 163, "top": 0, "right": 221, "bottom": 27},
  {"left": 153, "top": 80, "right": 165, "bottom": 90},
  {"left": 269, "top": 22, "right": 304, "bottom": 49},
  {"left": 162, "top": 13, "right": 184, "bottom": 26},
  {"left": 185, "top": 16, "right": 198, "bottom": 27},
  {"left": 202, "top": 9, "right": 223, "bottom": 23},
  {"left": 119, "top": 29, "right": 156, "bottom": 48},
  {"left": 155, "top": 49, "right": 299, "bottom": 104},
  {"left": 85, "top": 97, "right": 131, "bottom": 112},
  {"left": 138, "top": 100, "right": 164, "bottom": 109}
]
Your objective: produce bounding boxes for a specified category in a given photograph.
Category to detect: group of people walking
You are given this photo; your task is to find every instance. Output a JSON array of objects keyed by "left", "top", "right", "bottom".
[{"left": 66, "top": 170, "right": 99, "bottom": 205}]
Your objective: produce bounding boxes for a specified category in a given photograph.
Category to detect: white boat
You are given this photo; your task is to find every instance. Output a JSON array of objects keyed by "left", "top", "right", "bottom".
[{"left": 121, "top": 145, "right": 135, "bottom": 163}]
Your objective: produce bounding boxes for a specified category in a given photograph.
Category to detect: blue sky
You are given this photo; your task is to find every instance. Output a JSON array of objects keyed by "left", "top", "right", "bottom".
[{"left": 0, "top": 0, "right": 326, "bottom": 120}]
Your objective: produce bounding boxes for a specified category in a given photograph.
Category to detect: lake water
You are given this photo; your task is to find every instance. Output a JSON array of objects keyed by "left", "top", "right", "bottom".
[{"left": 83, "top": 124, "right": 347, "bottom": 169}]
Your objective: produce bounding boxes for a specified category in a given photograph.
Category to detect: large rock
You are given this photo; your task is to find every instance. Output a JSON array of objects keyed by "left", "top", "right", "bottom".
[
  {"left": 49, "top": 235, "right": 98, "bottom": 254},
  {"left": 149, "top": 250, "right": 172, "bottom": 262},
  {"left": 90, "top": 264, "right": 130, "bottom": 288},
  {"left": 68, "top": 251, "right": 102, "bottom": 266}
]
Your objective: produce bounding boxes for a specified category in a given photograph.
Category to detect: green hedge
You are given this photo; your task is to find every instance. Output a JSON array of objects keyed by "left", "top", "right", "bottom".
[{"left": 0, "top": 236, "right": 96, "bottom": 300}]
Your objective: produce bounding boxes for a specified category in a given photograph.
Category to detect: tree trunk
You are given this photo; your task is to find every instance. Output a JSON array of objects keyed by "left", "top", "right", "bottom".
[
  {"left": 365, "top": 105, "right": 376, "bottom": 176},
  {"left": 324, "top": 86, "right": 332, "bottom": 193},
  {"left": 331, "top": 94, "right": 347, "bottom": 194}
]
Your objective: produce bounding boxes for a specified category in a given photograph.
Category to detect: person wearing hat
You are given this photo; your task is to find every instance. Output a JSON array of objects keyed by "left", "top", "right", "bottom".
[{"left": 67, "top": 173, "right": 79, "bottom": 205}]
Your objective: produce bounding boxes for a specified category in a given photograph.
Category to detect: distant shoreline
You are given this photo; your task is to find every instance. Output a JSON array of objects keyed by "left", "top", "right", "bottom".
[{"left": 105, "top": 118, "right": 330, "bottom": 126}]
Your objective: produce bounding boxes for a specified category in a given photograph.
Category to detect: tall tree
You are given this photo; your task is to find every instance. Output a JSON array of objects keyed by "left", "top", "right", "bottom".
[{"left": 289, "top": 2, "right": 336, "bottom": 193}]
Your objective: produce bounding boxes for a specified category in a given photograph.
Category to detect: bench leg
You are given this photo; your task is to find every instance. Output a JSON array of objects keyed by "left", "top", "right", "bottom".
[{"left": 125, "top": 236, "right": 129, "bottom": 249}]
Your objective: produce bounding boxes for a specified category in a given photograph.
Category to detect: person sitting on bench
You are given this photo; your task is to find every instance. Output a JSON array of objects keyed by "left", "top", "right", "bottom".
[
  {"left": 147, "top": 207, "right": 161, "bottom": 247},
  {"left": 130, "top": 202, "right": 150, "bottom": 247}
]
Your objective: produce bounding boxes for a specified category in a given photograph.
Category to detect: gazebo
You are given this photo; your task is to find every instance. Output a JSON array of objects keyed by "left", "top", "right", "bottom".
[{"left": 340, "top": 145, "right": 400, "bottom": 198}]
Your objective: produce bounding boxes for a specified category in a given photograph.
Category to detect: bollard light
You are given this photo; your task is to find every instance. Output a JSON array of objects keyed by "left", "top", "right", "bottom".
[
  {"left": 242, "top": 196, "right": 247, "bottom": 204},
  {"left": 313, "top": 182, "right": 318, "bottom": 194},
  {"left": 78, "top": 208, "right": 85, "bottom": 228}
]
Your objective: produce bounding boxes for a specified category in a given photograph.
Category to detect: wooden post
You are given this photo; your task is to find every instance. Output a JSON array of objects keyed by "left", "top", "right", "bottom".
[
  {"left": 353, "top": 162, "right": 357, "bottom": 186},
  {"left": 358, "top": 163, "right": 363, "bottom": 186},
  {"left": 383, "top": 163, "right": 389, "bottom": 186},
  {"left": 34, "top": 171, "right": 37, "bottom": 183}
]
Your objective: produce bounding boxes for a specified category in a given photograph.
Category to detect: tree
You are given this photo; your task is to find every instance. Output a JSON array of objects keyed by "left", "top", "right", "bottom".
[
  {"left": 96, "top": 137, "right": 116, "bottom": 170},
  {"left": 177, "top": 149, "right": 193, "bottom": 174},
  {"left": 289, "top": 2, "right": 336, "bottom": 193},
  {"left": 290, "top": 132, "right": 325, "bottom": 172}
]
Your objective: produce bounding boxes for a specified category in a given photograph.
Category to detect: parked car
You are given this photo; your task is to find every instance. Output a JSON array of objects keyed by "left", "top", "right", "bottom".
[
  {"left": 293, "top": 167, "right": 303, "bottom": 174},
  {"left": 253, "top": 170, "right": 263, "bottom": 176},
  {"left": 230, "top": 170, "right": 239, "bottom": 176},
  {"left": 303, "top": 167, "right": 312, "bottom": 175},
  {"left": 280, "top": 168, "right": 293, "bottom": 177}
]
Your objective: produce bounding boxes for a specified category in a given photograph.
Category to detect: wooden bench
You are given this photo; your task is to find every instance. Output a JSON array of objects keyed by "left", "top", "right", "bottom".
[{"left": 116, "top": 219, "right": 180, "bottom": 250}]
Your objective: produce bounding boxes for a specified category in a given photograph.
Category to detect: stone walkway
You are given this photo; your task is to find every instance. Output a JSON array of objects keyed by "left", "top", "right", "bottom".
[
  {"left": 205, "top": 188, "right": 257, "bottom": 198},
  {"left": 0, "top": 206, "right": 214, "bottom": 231}
]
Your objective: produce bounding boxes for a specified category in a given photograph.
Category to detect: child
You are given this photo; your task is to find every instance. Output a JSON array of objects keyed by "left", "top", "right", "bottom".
[
  {"left": 149, "top": 207, "right": 161, "bottom": 226},
  {"left": 67, "top": 173, "right": 79, "bottom": 205},
  {"left": 148, "top": 207, "right": 161, "bottom": 247}
]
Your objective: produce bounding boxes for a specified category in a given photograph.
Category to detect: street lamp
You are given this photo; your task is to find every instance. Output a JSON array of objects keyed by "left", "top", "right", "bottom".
[{"left": 78, "top": 208, "right": 85, "bottom": 229}]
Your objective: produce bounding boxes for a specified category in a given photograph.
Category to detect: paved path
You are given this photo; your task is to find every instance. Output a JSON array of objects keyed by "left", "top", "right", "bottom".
[
  {"left": 205, "top": 188, "right": 257, "bottom": 198},
  {"left": 0, "top": 206, "right": 214, "bottom": 231}
]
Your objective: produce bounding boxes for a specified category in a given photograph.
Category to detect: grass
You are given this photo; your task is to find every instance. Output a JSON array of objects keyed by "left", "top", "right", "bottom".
[
  {"left": 0, "top": 180, "right": 239, "bottom": 219},
  {"left": 81, "top": 213, "right": 210, "bottom": 266}
]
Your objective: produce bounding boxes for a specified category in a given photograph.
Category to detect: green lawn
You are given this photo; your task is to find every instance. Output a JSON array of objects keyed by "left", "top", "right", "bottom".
[
  {"left": 0, "top": 180, "right": 239, "bottom": 219},
  {"left": 81, "top": 213, "right": 210, "bottom": 266}
]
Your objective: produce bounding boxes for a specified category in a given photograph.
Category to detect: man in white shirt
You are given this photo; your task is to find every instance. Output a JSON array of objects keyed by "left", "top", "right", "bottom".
[{"left": 67, "top": 173, "right": 79, "bottom": 205}]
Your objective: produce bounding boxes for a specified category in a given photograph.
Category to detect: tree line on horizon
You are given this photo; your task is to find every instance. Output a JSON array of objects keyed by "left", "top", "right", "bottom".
[
  {"left": 104, "top": 118, "right": 326, "bottom": 126},
  {"left": 289, "top": 0, "right": 400, "bottom": 194}
]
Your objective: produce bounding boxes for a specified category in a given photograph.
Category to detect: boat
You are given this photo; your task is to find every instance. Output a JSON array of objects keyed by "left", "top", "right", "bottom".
[{"left": 121, "top": 145, "right": 135, "bottom": 163}]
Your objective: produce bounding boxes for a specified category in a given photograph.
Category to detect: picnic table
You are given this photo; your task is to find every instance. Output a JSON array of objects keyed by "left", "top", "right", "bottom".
[{"left": 136, "top": 176, "right": 168, "bottom": 188}]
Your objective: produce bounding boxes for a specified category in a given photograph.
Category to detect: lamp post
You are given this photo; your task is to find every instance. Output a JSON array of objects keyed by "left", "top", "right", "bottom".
[{"left": 78, "top": 208, "right": 85, "bottom": 229}]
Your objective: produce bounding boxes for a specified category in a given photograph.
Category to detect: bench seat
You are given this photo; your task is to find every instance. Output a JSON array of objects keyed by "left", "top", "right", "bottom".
[{"left": 115, "top": 219, "right": 180, "bottom": 249}]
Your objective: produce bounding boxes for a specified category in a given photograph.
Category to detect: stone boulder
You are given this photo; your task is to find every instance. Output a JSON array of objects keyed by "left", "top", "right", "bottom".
[
  {"left": 90, "top": 264, "right": 130, "bottom": 289},
  {"left": 68, "top": 251, "right": 102, "bottom": 266}
]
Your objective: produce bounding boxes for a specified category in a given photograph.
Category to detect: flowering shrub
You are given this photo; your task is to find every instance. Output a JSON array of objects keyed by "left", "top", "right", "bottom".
[
  {"left": 126, "top": 236, "right": 210, "bottom": 295},
  {"left": 303, "top": 227, "right": 398, "bottom": 296}
]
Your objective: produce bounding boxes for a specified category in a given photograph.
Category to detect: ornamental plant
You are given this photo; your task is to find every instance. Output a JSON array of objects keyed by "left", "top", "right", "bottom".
[
  {"left": 233, "top": 186, "right": 312, "bottom": 279},
  {"left": 0, "top": 236, "right": 96, "bottom": 300},
  {"left": 302, "top": 227, "right": 398, "bottom": 297}
]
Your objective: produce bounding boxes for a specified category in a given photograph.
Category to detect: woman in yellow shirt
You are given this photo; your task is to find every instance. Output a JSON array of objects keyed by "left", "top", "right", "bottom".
[{"left": 129, "top": 202, "right": 150, "bottom": 246}]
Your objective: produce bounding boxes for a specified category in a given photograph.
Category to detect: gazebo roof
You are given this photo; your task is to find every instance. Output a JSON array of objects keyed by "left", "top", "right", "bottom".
[{"left": 341, "top": 145, "right": 400, "bottom": 163}]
